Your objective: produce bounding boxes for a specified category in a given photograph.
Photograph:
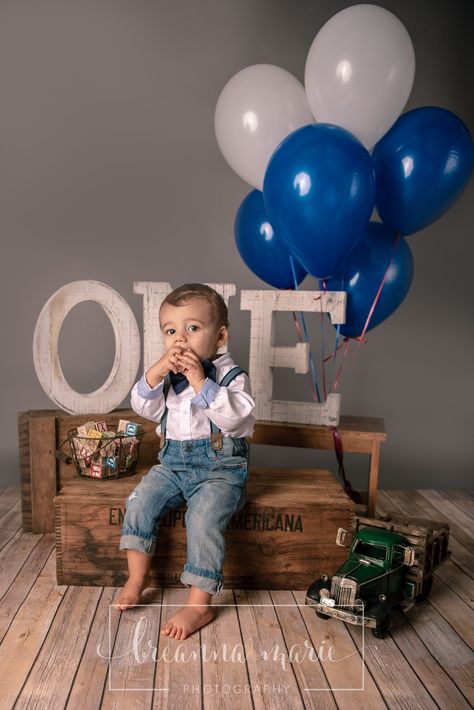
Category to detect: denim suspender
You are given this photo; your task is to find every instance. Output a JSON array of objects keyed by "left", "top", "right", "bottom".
[{"left": 158, "top": 366, "right": 247, "bottom": 451}]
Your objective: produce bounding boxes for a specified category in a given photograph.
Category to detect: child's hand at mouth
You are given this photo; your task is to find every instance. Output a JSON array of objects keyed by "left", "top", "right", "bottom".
[{"left": 176, "top": 349, "right": 206, "bottom": 392}]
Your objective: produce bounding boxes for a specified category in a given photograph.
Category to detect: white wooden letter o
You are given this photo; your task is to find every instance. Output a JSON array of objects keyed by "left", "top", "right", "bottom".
[{"left": 33, "top": 280, "right": 140, "bottom": 414}]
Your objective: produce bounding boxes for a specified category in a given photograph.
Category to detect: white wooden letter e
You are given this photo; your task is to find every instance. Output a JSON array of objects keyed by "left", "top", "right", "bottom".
[
  {"left": 33, "top": 280, "right": 140, "bottom": 414},
  {"left": 240, "top": 289, "right": 346, "bottom": 426}
]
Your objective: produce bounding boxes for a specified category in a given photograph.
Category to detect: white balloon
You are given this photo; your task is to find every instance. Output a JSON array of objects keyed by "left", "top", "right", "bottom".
[
  {"left": 215, "top": 64, "right": 314, "bottom": 190},
  {"left": 304, "top": 4, "right": 415, "bottom": 149}
]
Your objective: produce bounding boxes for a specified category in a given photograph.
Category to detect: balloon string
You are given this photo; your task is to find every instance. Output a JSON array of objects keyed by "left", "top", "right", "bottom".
[
  {"left": 289, "top": 255, "right": 322, "bottom": 403},
  {"left": 332, "top": 323, "right": 341, "bottom": 363},
  {"left": 328, "top": 315, "right": 360, "bottom": 502},
  {"left": 327, "top": 317, "right": 360, "bottom": 501},
  {"left": 319, "top": 281, "right": 348, "bottom": 394},
  {"left": 353, "top": 233, "right": 401, "bottom": 359},
  {"left": 320, "top": 279, "right": 328, "bottom": 401},
  {"left": 331, "top": 338, "right": 351, "bottom": 392},
  {"left": 328, "top": 232, "right": 402, "bottom": 386},
  {"left": 333, "top": 233, "right": 401, "bottom": 504},
  {"left": 291, "top": 311, "right": 320, "bottom": 402},
  {"left": 288, "top": 260, "right": 359, "bottom": 504},
  {"left": 330, "top": 425, "right": 361, "bottom": 503},
  {"left": 323, "top": 338, "right": 346, "bottom": 363}
]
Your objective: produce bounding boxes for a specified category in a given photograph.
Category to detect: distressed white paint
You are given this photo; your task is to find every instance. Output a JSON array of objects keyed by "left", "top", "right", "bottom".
[
  {"left": 33, "top": 281, "right": 346, "bottom": 423},
  {"left": 133, "top": 281, "right": 170, "bottom": 373},
  {"left": 134, "top": 282, "right": 236, "bottom": 371},
  {"left": 33, "top": 281, "right": 140, "bottom": 414},
  {"left": 240, "top": 289, "right": 346, "bottom": 426},
  {"left": 270, "top": 342, "right": 309, "bottom": 373}
]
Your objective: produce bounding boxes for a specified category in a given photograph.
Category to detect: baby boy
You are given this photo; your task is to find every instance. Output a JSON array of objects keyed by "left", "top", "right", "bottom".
[{"left": 117, "top": 283, "right": 255, "bottom": 640}]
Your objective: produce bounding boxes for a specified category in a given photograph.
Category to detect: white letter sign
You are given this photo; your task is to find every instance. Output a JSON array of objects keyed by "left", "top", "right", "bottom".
[
  {"left": 240, "top": 289, "right": 346, "bottom": 426},
  {"left": 33, "top": 281, "right": 140, "bottom": 414},
  {"left": 33, "top": 280, "right": 347, "bottom": 424}
]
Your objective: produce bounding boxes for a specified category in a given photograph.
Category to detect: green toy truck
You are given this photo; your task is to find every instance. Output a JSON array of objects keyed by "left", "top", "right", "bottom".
[{"left": 305, "top": 513, "right": 450, "bottom": 638}]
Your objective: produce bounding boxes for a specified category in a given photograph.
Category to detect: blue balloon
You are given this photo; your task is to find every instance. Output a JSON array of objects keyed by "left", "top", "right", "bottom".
[
  {"left": 234, "top": 189, "right": 307, "bottom": 289},
  {"left": 373, "top": 107, "right": 474, "bottom": 235},
  {"left": 325, "top": 222, "right": 414, "bottom": 338},
  {"left": 263, "top": 123, "right": 375, "bottom": 279}
]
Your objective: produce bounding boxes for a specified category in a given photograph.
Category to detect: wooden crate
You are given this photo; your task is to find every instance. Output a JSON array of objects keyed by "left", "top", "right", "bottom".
[
  {"left": 19, "top": 409, "right": 385, "bottom": 532},
  {"left": 54, "top": 468, "right": 354, "bottom": 590}
]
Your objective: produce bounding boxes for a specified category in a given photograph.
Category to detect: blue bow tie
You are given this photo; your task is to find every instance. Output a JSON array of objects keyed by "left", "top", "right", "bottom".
[{"left": 169, "top": 358, "right": 217, "bottom": 394}]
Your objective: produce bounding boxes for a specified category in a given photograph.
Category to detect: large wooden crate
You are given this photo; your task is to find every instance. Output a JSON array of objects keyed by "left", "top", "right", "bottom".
[{"left": 54, "top": 468, "right": 354, "bottom": 590}]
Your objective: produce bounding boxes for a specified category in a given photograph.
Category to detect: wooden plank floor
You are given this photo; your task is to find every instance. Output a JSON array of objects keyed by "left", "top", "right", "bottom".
[{"left": 0, "top": 487, "right": 472, "bottom": 709}]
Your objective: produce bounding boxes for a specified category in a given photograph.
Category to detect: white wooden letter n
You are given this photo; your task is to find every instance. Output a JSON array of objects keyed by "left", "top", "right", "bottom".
[
  {"left": 133, "top": 281, "right": 236, "bottom": 372},
  {"left": 240, "top": 290, "right": 346, "bottom": 427}
]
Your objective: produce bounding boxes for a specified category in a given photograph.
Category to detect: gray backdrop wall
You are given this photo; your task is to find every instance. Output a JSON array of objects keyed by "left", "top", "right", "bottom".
[{"left": 1, "top": 0, "right": 472, "bottom": 489}]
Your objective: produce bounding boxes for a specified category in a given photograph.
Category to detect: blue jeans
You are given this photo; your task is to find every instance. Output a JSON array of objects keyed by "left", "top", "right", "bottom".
[{"left": 119, "top": 436, "right": 248, "bottom": 595}]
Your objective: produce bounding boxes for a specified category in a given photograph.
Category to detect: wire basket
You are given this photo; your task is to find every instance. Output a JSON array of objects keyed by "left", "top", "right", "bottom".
[{"left": 57, "top": 425, "right": 144, "bottom": 479}]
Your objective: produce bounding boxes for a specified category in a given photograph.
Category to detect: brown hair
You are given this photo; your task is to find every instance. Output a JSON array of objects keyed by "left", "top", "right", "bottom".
[{"left": 160, "top": 283, "right": 229, "bottom": 328}]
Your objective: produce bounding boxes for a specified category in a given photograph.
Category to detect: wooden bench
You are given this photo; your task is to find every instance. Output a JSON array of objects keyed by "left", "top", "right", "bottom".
[
  {"left": 18, "top": 409, "right": 386, "bottom": 533},
  {"left": 253, "top": 416, "right": 386, "bottom": 518}
]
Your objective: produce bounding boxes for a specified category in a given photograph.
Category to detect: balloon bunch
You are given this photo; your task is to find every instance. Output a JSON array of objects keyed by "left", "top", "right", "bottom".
[{"left": 215, "top": 4, "right": 473, "bottom": 342}]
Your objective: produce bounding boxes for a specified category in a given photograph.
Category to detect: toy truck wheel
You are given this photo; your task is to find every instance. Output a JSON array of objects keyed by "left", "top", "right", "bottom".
[
  {"left": 306, "top": 578, "right": 329, "bottom": 603},
  {"left": 306, "top": 578, "right": 331, "bottom": 619},
  {"left": 416, "top": 576, "right": 433, "bottom": 602},
  {"left": 372, "top": 604, "right": 392, "bottom": 639}
]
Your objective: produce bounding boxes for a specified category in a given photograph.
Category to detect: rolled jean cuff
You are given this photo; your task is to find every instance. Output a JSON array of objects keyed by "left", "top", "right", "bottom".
[
  {"left": 180, "top": 563, "right": 224, "bottom": 595},
  {"left": 119, "top": 532, "right": 156, "bottom": 556}
]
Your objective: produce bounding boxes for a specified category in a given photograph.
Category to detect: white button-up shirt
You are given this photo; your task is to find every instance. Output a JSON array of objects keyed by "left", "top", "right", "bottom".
[{"left": 131, "top": 352, "right": 256, "bottom": 440}]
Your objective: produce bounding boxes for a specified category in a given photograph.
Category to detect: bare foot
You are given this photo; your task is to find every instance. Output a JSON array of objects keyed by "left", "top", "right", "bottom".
[
  {"left": 116, "top": 574, "right": 151, "bottom": 611},
  {"left": 160, "top": 604, "right": 215, "bottom": 640}
]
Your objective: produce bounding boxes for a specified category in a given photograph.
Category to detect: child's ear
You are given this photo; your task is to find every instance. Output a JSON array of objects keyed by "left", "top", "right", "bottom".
[{"left": 217, "top": 325, "right": 228, "bottom": 346}]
